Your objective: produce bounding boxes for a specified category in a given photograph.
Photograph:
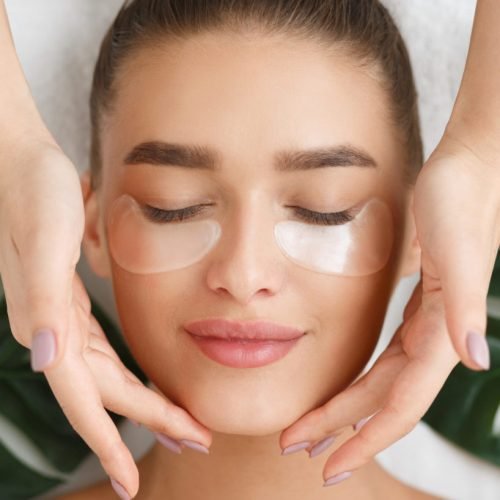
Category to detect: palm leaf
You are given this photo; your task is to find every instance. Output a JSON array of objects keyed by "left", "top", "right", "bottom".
[
  {"left": 0, "top": 293, "right": 148, "bottom": 497},
  {"left": 422, "top": 251, "right": 500, "bottom": 466}
]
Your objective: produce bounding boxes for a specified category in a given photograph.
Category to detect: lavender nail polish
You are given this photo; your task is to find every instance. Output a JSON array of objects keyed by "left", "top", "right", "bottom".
[
  {"left": 110, "top": 478, "right": 130, "bottom": 500},
  {"left": 309, "top": 435, "right": 336, "bottom": 458},
  {"left": 179, "top": 439, "right": 210, "bottom": 454},
  {"left": 353, "top": 416, "right": 370, "bottom": 432},
  {"left": 466, "top": 331, "right": 490, "bottom": 370},
  {"left": 281, "top": 441, "right": 311, "bottom": 455},
  {"left": 154, "top": 432, "right": 183, "bottom": 454},
  {"left": 30, "top": 329, "right": 56, "bottom": 372},
  {"left": 323, "top": 470, "right": 352, "bottom": 487}
]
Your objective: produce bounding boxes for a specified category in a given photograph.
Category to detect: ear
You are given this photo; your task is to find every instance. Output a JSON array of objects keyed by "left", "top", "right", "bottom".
[
  {"left": 398, "top": 189, "right": 421, "bottom": 278},
  {"left": 81, "top": 170, "right": 112, "bottom": 278}
]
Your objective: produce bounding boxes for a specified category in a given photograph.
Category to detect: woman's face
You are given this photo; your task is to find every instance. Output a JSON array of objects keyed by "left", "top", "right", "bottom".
[{"left": 83, "top": 32, "right": 420, "bottom": 435}]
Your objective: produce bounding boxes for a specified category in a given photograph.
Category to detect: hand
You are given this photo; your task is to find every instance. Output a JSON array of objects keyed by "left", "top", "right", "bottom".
[
  {"left": 0, "top": 143, "right": 212, "bottom": 498},
  {"left": 278, "top": 133, "right": 500, "bottom": 486},
  {"left": 45, "top": 272, "right": 212, "bottom": 498},
  {"left": 0, "top": 142, "right": 85, "bottom": 367}
]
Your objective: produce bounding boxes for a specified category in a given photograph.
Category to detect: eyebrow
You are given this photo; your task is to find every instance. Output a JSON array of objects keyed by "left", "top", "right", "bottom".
[{"left": 123, "top": 141, "right": 378, "bottom": 171}]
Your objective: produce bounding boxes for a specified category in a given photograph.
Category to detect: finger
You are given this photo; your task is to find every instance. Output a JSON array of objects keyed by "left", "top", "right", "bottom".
[
  {"left": 320, "top": 352, "right": 457, "bottom": 483},
  {"left": 20, "top": 232, "right": 83, "bottom": 371},
  {"left": 86, "top": 313, "right": 144, "bottom": 387},
  {"left": 86, "top": 332, "right": 144, "bottom": 386},
  {"left": 84, "top": 348, "right": 212, "bottom": 448},
  {"left": 279, "top": 329, "right": 408, "bottom": 452},
  {"left": 88, "top": 313, "right": 107, "bottom": 339},
  {"left": 427, "top": 232, "right": 494, "bottom": 371},
  {"left": 44, "top": 354, "right": 139, "bottom": 499},
  {"left": 13, "top": 179, "right": 85, "bottom": 369},
  {"left": 71, "top": 273, "right": 92, "bottom": 316},
  {"left": 402, "top": 278, "right": 422, "bottom": 323},
  {"left": 416, "top": 182, "right": 495, "bottom": 371}
]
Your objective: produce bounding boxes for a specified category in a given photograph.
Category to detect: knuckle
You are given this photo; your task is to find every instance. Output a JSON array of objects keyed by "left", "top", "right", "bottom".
[
  {"left": 98, "top": 437, "right": 126, "bottom": 467},
  {"left": 385, "top": 404, "right": 415, "bottom": 436},
  {"left": 158, "top": 403, "right": 186, "bottom": 432},
  {"left": 356, "top": 428, "right": 376, "bottom": 452}
]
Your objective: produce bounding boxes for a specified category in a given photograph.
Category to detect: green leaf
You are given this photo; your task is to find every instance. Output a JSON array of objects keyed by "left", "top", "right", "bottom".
[
  {"left": 422, "top": 326, "right": 500, "bottom": 466},
  {"left": 0, "top": 440, "right": 62, "bottom": 500},
  {"left": 0, "top": 294, "right": 149, "bottom": 496},
  {"left": 488, "top": 250, "right": 500, "bottom": 298}
]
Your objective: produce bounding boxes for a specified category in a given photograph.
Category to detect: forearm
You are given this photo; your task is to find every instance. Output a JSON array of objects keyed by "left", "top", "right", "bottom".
[
  {"left": 446, "top": 0, "right": 500, "bottom": 158},
  {"left": 0, "top": 1, "right": 53, "bottom": 151}
]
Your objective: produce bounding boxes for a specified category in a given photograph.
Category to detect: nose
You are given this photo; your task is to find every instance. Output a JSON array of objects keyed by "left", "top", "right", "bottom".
[{"left": 205, "top": 203, "right": 285, "bottom": 305}]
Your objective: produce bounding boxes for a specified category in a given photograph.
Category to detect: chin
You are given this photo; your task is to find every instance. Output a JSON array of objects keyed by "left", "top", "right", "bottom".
[{"left": 180, "top": 389, "right": 308, "bottom": 436}]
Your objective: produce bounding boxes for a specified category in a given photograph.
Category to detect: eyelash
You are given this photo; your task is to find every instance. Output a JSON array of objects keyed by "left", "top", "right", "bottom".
[{"left": 142, "top": 204, "right": 355, "bottom": 226}]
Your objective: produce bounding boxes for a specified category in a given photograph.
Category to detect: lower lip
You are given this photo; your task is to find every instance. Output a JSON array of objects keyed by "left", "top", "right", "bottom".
[{"left": 186, "top": 332, "right": 303, "bottom": 368}]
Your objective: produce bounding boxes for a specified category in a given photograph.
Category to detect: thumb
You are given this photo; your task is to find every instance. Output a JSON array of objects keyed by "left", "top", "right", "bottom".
[
  {"left": 25, "top": 235, "right": 81, "bottom": 372},
  {"left": 425, "top": 233, "right": 493, "bottom": 371}
]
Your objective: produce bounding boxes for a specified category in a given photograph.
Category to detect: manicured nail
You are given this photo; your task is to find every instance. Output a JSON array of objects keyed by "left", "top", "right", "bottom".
[
  {"left": 323, "top": 470, "right": 352, "bottom": 487},
  {"left": 30, "top": 329, "right": 56, "bottom": 371},
  {"left": 154, "top": 432, "right": 182, "bottom": 454},
  {"left": 110, "top": 477, "right": 130, "bottom": 500},
  {"left": 352, "top": 416, "right": 370, "bottom": 432},
  {"left": 281, "top": 441, "right": 311, "bottom": 455},
  {"left": 309, "top": 435, "right": 336, "bottom": 458},
  {"left": 466, "top": 331, "right": 490, "bottom": 370},
  {"left": 179, "top": 439, "right": 210, "bottom": 454}
]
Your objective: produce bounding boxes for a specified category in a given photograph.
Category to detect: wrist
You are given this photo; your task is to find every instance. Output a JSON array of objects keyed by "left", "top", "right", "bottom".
[{"left": 439, "top": 116, "right": 500, "bottom": 174}]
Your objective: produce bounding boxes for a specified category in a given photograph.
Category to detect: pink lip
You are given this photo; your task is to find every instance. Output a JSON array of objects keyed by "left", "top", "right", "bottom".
[{"left": 183, "top": 318, "right": 305, "bottom": 368}]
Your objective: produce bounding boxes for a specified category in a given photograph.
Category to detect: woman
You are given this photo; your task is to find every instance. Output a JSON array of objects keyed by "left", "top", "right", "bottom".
[
  {"left": 61, "top": 1, "right": 443, "bottom": 498},
  {"left": 0, "top": 0, "right": 498, "bottom": 498}
]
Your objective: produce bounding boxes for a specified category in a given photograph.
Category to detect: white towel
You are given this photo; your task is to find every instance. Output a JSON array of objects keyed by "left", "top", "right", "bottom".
[{"left": 4, "top": 2, "right": 499, "bottom": 499}]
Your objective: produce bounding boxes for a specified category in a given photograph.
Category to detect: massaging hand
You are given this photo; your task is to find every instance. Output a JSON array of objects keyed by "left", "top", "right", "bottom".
[
  {"left": 279, "top": 133, "right": 500, "bottom": 486},
  {"left": 0, "top": 144, "right": 211, "bottom": 498}
]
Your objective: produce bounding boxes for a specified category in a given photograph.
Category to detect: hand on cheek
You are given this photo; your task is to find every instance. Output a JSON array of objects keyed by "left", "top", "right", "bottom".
[
  {"left": 278, "top": 278, "right": 460, "bottom": 487},
  {"left": 80, "top": 174, "right": 213, "bottom": 498}
]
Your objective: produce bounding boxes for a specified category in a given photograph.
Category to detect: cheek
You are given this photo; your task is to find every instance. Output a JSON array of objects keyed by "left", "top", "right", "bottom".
[
  {"left": 109, "top": 264, "right": 187, "bottom": 373},
  {"left": 305, "top": 264, "right": 398, "bottom": 406}
]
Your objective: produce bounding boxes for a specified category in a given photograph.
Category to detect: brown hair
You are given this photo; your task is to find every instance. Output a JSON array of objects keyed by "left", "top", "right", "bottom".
[{"left": 89, "top": 0, "right": 423, "bottom": 190}]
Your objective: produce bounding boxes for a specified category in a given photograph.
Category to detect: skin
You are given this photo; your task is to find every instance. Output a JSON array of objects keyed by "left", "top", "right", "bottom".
[
  {"left": 73, "top": 32, "right": 436, "bottom": 499},
  {"left": 1, "top": 1, "right": 499, "bottom": 496}
]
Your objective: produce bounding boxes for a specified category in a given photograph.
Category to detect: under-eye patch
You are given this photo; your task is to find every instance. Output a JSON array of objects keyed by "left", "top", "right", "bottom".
[
  {"left": 274, "top": 198, "right": 393, "bottom": 276},
  {"left": 107, "top": 194, "right": 393, "bottom": 277},
  {"left": 107, "top": 194, "right": 222, "bottom": 274}
]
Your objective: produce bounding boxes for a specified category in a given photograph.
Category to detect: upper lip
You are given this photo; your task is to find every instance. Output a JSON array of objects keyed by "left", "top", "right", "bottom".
[{"left": 183, "top": 318, "right": 305, "bottom": 341}]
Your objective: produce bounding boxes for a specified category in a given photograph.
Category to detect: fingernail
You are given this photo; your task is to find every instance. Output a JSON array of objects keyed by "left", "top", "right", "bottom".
[
  {"left": 466, "top": 331, "right": 490, "bottom": 370},
  {"left": 179, "top": 439, "right": 210, "bottom": 454},
  {"left": 30, "top": 329, "right": 56, "bottom": 371},
  {"left": 323, "top": 470, "right": 352, "bottom": 487},
  {"left": 352, "top": 416, "right": 370, "bottom": 432},
  {"left": 281, "top": 441, "right": 311, "bottom": 455},
  {"left": 309, "top": 435, "right": 336, "bottom": 458},
  {"left": 110, "top": 477, "right": 130, "bottom": 500},
  {"left": 154, "top": 432, "right": 182, "bottom": 454}
]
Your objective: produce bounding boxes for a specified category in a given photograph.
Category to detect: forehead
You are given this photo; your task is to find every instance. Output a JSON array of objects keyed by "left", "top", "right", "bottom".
[{"left": 100, "top": 32, "right": 404, "bottom": 180}]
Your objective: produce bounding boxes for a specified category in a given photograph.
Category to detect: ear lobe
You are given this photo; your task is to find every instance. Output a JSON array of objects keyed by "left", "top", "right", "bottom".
[
  {"left": 81, "top": 170, "right": 111, "bottom": 278},
  {"left": 399, "top": 191, "right": 421, "bottom": 278}
]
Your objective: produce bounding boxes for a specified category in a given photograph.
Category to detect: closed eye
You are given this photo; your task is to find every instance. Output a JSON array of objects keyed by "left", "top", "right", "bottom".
[
  {"left": 287, "top": 206, "right": 355, "bottom": 225},
  {"left": 142, "top": 204, "right": 355, "bottom": 226},
  {"left": 141, "top": 204, "right": 212, "bottom": 223}
]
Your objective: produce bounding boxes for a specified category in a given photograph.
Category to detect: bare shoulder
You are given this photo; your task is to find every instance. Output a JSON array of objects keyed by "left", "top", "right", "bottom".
[{"left": 56, "top": 479, "right": 116, "bottom": 500}]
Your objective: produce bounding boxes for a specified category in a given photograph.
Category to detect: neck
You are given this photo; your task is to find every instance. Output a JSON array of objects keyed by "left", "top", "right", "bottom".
[{"left": 136, "top": 427, "right": 400, "bottom": 500}]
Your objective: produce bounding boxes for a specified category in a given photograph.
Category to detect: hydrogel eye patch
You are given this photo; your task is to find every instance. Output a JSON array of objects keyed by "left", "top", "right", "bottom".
[
  {"left": 107, "top": 194, "right": 222, "bottom": 274},
  {"left": 274, "top": 198, "right": 393, "bottom": 276},
  {"left": 107, "top": 194, "right": 393, "bottom": 276}
]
